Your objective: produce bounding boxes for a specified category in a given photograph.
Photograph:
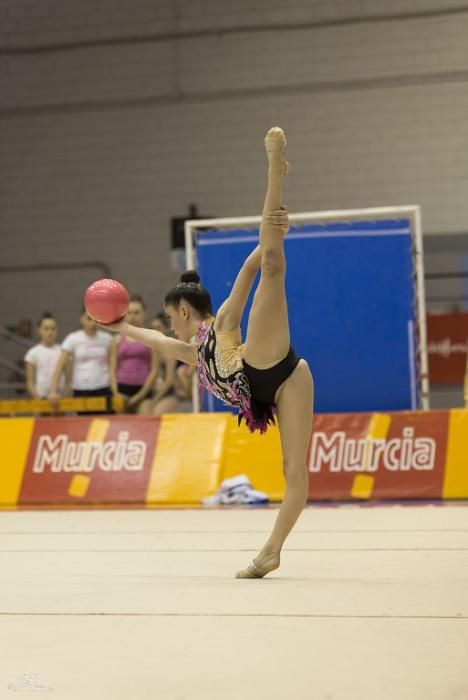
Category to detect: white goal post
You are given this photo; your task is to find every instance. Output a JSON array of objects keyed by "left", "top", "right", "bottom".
[{"left": 184, "top": 205, "right": 429, "bottom": 412}]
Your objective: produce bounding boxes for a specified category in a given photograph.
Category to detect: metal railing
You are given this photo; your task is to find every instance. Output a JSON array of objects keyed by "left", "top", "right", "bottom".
[
  {"left": 0, "top": 260, "right": 111, "bottom": 278},
  {"left": 0, "top": 395, "right": 125, "bottom": 416},
  {"left": 425, "top": 271, "right": 468, "bottom": 307}
]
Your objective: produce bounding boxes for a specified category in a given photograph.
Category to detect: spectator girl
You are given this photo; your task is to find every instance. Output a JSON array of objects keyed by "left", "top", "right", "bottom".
[
  {"left": 48, "top": 308, "right": 112, "bottom": 409},
  {"left": 25, "top": 312, "right": 70, "bottom": 399},
  {"left": 148, "top": 312, "right": 181, "bottom": 414},
  {"left": 109, "top": 295, "right": 159, "bottom": 414}
]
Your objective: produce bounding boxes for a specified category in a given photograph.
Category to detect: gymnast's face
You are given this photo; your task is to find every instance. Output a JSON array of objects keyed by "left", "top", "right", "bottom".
[{"left": 164, "top": 303, "right": 192, "bottom": 342}]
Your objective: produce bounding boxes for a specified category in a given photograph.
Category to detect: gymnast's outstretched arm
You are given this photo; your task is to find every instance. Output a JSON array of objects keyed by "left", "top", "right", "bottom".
[{"left": 98, "top": 322, "right": 198, "bottom": 365}]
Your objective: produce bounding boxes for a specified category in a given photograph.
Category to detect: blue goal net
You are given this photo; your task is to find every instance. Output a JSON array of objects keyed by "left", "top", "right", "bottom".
[{"left": 196, "top": 218, "right": 420, "bottom": 414}]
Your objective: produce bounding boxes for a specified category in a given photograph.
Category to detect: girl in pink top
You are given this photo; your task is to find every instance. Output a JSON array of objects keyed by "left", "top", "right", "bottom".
[{"left": 109, "top": 295, "right": 158, "bottom": 414}]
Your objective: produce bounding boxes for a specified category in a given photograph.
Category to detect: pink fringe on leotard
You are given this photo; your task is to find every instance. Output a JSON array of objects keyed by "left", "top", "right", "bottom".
[{"left": 196, "top": 321, "right": 276, "bottom": 435}]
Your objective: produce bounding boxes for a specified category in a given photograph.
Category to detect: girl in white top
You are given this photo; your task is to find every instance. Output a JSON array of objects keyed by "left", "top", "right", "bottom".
[
  {"left": 24, "top": 312, "right": 69, "bottom": 399},
  {"left": 48, "top": 308, "right": 112, "bottom": 406}
]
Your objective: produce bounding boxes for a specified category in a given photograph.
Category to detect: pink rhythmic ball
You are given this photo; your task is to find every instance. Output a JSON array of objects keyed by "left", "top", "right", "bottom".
[{"left": 84, "top": 278, "right": 129, "bottom": 324}]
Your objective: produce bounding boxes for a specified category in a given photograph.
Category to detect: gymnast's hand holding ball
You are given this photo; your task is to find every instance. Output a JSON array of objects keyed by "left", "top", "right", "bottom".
[{"left": 84, "top": 278, "right": 130, "bottom": 332}]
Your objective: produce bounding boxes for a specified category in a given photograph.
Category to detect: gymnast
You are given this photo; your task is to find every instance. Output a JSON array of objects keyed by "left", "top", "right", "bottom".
[{"left": 101, "top": 127, "right": 314, "bottom": 578}]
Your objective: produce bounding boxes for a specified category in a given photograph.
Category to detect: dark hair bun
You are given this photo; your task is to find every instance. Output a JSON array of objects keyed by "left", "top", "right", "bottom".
[{"left": 180, "top": 269, "right": 200, "bottom": 285}]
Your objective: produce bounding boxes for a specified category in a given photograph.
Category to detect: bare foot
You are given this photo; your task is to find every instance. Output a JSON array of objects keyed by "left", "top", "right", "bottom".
[
  {"left": 264, "top": 126, "right": 290, "bottom": 176},
  {"left": 235, "top": 550, "right": 281, "bottom": 579}
]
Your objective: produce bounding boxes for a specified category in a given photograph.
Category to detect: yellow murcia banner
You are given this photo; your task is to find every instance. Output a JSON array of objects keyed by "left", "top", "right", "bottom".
[{"left": 0, "top": 410, "right": 467, "bottom": 508}]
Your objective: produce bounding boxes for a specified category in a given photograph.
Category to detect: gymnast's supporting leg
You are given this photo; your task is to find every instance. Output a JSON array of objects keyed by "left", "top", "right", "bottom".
[{"left": 235, "top": 361, "right": 314, "bottom": 578}]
